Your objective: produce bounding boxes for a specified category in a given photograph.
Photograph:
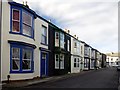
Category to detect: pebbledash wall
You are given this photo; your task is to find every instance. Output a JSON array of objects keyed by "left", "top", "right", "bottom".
[{"left": 1, "top": 1, "right": 49, "bottom": 81}]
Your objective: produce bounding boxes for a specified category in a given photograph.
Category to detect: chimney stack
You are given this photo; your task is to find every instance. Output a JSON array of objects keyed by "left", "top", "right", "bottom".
[
  {"left": 68, "top": 30, "right": 70, "bottom": 34},
  {"left": 74, "top": 35, "right": 76, "bottom": 38}
]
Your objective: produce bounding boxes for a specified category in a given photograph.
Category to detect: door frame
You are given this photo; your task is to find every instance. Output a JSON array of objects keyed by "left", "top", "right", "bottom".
[{"left": 40, "top": 51, "right": 48, "bottom": 77}]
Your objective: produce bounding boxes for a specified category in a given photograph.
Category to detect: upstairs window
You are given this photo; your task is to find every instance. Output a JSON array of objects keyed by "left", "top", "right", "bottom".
[
  {"left": 60, "top": 33, "right": 64, "bottom": 49},
  {"left": 55, "top": 32, "right": 59, "bottom": 47},
  {"left": 67, "top": 40, "right": 70, "bottom": 51},
  {"left": 22, "top": 12, "right": 32, "bottom": 36},
  {"left": 11, "top": 7, "right": 34, "bottom": 38},
  {"left": 74, "top": 42, "right": 77, "bottom": 48},
  {"left": 81, "top": 46, "right": 83, "bottom": 55},
  {"left": 41, "top": 25, "right": 47, "bottom": 45},
  {"left": 12, "top": 9, "right": 20, "bottom": 32}
]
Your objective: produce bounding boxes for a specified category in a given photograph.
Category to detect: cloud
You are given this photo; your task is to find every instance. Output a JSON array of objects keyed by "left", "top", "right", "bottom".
[{"left": 15, "top": 0, "right": 118, "bottom": 53}]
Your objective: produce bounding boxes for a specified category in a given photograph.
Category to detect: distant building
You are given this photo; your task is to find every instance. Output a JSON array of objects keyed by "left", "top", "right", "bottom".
[{"left": 106, "top": 52, "right": 119, "bottom": 67}]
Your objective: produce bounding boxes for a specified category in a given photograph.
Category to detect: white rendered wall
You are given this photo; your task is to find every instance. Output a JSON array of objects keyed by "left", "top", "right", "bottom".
[
  {"left": 70, "top": 37, "right": 81, "bottom": 73},
  {"left": 1, "top": 2, "right": 48, "bottom": 81}
]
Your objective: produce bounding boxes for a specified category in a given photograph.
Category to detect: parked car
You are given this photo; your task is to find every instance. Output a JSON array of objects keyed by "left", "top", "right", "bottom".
[{"left": 117, "top": 66, "right": 120, "bottom": 71}]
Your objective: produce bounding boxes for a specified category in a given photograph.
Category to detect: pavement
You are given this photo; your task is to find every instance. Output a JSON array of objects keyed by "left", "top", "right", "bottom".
[{"left": 2, "top": 70, "right": 93, "bottom": 88}]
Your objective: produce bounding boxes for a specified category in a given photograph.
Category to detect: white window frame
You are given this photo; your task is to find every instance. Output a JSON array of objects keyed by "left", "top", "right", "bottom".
[
  {"left": 67, "top": 40, "right": 70, "bottom": 51},
  {"left": 55, "top": 32, "right": 59, "bottom": 47},
  {"left": 41, "top": 25, "right": 47, "bottom": 44},
  {"left": 12, "top": 9, "right": 20, "bottom": 33},
  {"left": 60, "top": 54, "right": 64, "bottom": 69},
  {"left": 12, "top": 47, "right": 20, "bottom": 71},
  {"left": 55, "top": 54, "right": 59, "bottom": 69},
  {"left": 60, "top": 33, "right": 64, "bottom": 49}
]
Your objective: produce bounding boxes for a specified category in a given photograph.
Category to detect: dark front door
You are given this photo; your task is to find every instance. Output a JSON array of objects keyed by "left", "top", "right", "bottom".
[{"left": 41, "top": 53, "right": 47, "bottom": 77}]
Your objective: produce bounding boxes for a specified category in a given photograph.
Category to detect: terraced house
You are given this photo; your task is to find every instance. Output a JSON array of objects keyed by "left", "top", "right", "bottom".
[
  {"left": 71, "top": 35, "right": 81, "bottom": 73},
  {"left": 48, "top": 24, "right": 71, "bottom": 76},
  {"left": 1, "top": 0, "right": 107, "bottom": 82},
  {"left": 84, "top": 43, "right": 90, "bottom": 70},
  {"left": 80, "top": 41, "right": 85, "bottom": 71},
  {"left": 90, "top": 48, "right": 96, "bottom": 70}
]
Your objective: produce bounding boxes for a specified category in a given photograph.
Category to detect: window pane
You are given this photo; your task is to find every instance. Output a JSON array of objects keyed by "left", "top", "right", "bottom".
[
  {"left": 12, "top": 21, "right": 20, "bottom": 32},
  {"left": 42, "top": 26, "right": 47, "bottom": 36},
  {"left": 23, "top": 12, "right": 32, "bottom": 26},
  {"left": 56, "top": 33, "right": 59, "bottom": 39},
  {"left": 42, "top": 53, "right": 46, "bottom": 59},
  {"left": 60, "top": 54, "right": 64, "bottom": 69},
  {"left": 12, "top": 48, "right": 20, "bottom": 58},
  {"left": 60, "top": 33, "right": 64, "bottom": 48},
  {"left": 55, "top": 32, "right": 59, "bottom": 47},
  {"left": 22, "top": 60, "right": 31, "bottom": 69},
  {"left": 22, "top": 49, "right": 32, "bottom": 59},
  {"left": 12, "top": 48, "right": 20, "bottom": 70},
  {"left": 41, "top": 35, "right": 46, "bottom": 44},
  {"left": 22, "top": 49, "right": 32, "bottom": 70},
  {"left": 13, "top": 9, "right": 19, "bottom": 20},
  {"left": 55, "top": 54, "right": 59, "bottom": 69},
  {"left": 12, "top": 59, "right": 20, "bottom": 70},
  {"left": 23, "top": 24, "right": 32, "bottom": 36}
]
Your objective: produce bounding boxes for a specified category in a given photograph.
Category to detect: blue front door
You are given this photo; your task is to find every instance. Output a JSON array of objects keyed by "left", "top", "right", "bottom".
[{"left": 41, "top": 52, "right": 47, "bottom": 77}]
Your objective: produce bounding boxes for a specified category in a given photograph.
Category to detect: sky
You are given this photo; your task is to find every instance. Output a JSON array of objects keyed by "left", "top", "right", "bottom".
[{"left": 14, "top": 0, "right": 118, "bottom": 53}]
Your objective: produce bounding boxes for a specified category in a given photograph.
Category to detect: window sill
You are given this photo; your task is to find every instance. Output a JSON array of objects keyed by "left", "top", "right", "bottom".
[
  {"left": 10, "top": 70, "right": 34, "bottom": 74},
  {"left": 9, "top": 32, "right": 34, "bottom": 39}
]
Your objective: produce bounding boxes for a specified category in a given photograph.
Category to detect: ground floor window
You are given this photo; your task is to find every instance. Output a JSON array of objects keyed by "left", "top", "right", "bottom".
[
  {"left": 55, "top": 54, "right": 64, "bottom": 69},
  {"left": 10, "top": 44, "right": 34, "bottom": 73},
  {"left": 91, "top": 60, "right": 95, "bottom": 68},
  {"left": 84, "top": 59, "right": 89, "bottom": 68},
  {"left": 74, "top": 57, "right": 80, "bottom": 68}
]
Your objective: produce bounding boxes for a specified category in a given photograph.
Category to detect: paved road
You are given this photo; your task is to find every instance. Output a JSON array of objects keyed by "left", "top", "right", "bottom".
[{"left": 24, "top": 67, "right": 118, "bottom": 88}]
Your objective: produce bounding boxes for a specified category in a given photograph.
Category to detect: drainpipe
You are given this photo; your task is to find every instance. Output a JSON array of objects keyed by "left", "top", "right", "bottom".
[{"left": 0, "top": 0, "right": 2, "bottom": 84}]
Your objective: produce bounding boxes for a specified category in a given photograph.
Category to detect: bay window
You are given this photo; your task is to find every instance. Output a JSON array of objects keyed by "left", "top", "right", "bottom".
[
  {"left": 11, "top": 7, "right": 34, "bottom": 38},
  {"left": 10, "top": 44, "right": 34, "bottom": 73}
]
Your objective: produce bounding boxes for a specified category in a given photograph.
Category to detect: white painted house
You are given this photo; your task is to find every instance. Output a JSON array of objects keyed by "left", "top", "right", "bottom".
[
  {"left": 1, "top": 1, "right": 49, "bottom": 81},
  {"left": 106, "top": 52, "right": 119, "bottom": 67},
  {"left": 71, "top": 36, "right": 81, "bottom": 73}
]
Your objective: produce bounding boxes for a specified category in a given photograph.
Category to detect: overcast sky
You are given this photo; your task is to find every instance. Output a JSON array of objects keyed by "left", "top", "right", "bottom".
[{"left": 14, "top": 0, "right": 118, "bottom": 53}]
